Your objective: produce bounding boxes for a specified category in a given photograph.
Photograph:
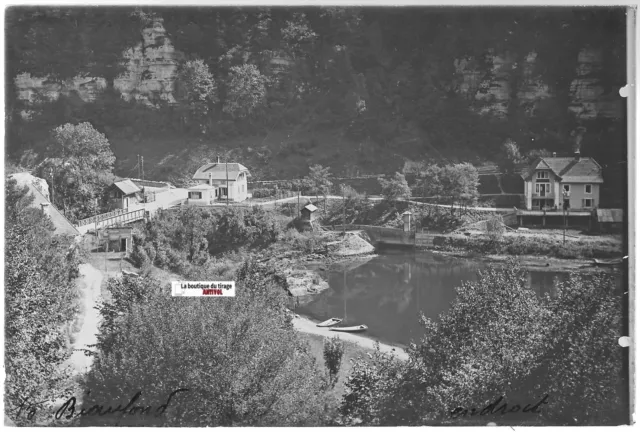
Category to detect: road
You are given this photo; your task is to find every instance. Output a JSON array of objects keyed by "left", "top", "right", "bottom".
[
  {"left": 253, "top": 194, "right": 513, "bottom": 213},
  {"left": 66, "top": 263, "right": 103, "bottom": 375},
  {"left": 292, "top": 315, "right": 409, "bottom": 361}
]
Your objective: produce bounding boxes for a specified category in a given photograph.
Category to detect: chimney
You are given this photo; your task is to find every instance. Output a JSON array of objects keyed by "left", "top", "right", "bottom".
[
  {"left": 217, "top": 156, "right": 220, "bottom": 163},
  {"left": 552, "top": 152, "right": 556, "bottom": 158},
  {"left": 40, "top": 202, "right": 50, "bottom": 217},
  {"left": 574, "top": 149, "right": 580, "bottom": 161},
  {"left": 209, "top": 172, "right": 213, "bottom": 186}
]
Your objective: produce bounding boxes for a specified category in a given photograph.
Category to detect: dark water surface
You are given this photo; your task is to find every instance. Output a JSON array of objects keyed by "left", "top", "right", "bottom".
[{"left": 297, "top": 250, "right": 570, "bottom": 346}]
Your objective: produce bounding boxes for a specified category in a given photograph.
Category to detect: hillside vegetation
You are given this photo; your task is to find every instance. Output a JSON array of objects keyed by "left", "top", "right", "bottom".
[{"left": 6, "top": 7, "right": 626, "bottom": 206}]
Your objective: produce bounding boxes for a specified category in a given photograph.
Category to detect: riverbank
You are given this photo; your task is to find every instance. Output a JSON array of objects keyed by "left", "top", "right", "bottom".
[
  {"left": 292, "top": 315, "right": 409, "bottom": 361},
  {"left": 430, "top": 249, "right": 623, "bottom": 273},
  {"left": 424, "top": 231, "right": 622, "bottom": 260}
]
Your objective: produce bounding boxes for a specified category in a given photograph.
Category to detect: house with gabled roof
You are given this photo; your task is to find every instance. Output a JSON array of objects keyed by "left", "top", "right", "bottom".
[
  {"left": 192, "top": 157, "right": 251, "bottom": 202},
  {"left": 107, "top": 179, "right": 142, "bottom": 209},
  {"left": 520, "top": 150, "right": 603, "bottom": 211}
]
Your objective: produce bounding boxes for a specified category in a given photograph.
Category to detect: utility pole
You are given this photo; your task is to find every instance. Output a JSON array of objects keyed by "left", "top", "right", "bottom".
[
  {"left": 297, "top": 190, "right": 300, "bottom": 218},
  {"left": 137, "top": 154, "right": 141, "bottom": 178},
  {"left": 225, "top": 160, "right": 229, "bottom": 206},
  {"left": 50, "top": 168, "right": 55, "bottom": 206},
  {"left": 342, "top": 185, "right": 346, "bottom": 235},
  {"left": 563, "top": 189, "right": 567, "bottom": 246},
  {"left": 141, "top": 156, "right": 145, "bottom": 180}
]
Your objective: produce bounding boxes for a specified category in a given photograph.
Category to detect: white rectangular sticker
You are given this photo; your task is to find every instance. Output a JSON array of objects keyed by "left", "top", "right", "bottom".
[{"left": 172, "top": 281, "right": 236, "bottom": 297}]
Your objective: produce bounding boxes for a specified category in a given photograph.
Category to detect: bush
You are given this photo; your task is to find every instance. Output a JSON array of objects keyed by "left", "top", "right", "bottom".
[
  {"left": 251, "top": 187, "right": 276, "bottom": 198},
  {"left": 323, "top": 336, "right": 345, "bottom": 387},
  {"left": 130, "top": 244, "right": 150, "bottom": 267},
  {"left": 485, "top": 214, "right": 505, "bottom": 242}
]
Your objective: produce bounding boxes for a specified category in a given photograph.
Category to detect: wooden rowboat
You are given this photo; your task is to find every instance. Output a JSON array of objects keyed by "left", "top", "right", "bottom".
[
  {"left": 593, "top": 258, "right": 624, "bottom": 267},
  {"left": 330, "top": 325, "right": 368, "bottom": 333},
  {"left": 316, "top": 318, "right": 343, "bottom": 327}
]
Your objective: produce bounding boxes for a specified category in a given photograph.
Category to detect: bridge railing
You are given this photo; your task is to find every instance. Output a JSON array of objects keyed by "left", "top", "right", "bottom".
[
  {"left": 93, "top": 209, "right": 146, "bottom": 229},
  {"left": 76, "top": 208, "right": 128, "bottom": 227}
]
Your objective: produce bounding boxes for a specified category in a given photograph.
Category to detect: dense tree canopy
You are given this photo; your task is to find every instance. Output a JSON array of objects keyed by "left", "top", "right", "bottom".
[
  {"left": 339, "top": 262, "right": 626, "bottom": 426},
  {"left": 34, "top": 122, "right": 116, "bottom": 221},
  {"left": 5, "top": 6, "right": 627, "bottom": 204},
  {"left": 4, "top": 178, "right": 81, "bottom": 425},
  {"left": 83, "top": 260, "right": 329, "bottom": 426}
]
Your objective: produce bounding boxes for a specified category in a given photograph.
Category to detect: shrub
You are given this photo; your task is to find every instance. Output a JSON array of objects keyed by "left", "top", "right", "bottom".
[
  {"left": 378, "top": 172, "right": 411, "bottom": 202},
  {"left": 485, "top": 214, "right": 505, "bottom": 242},
  {"left": 130, "top": 244, "right": 150, "bottom": 267},
  {"left": 251, "top": 187, "right": 276, "bottom": 198},
  {"left": 323, "top": 335, "right": 345, "bottom": 387}
]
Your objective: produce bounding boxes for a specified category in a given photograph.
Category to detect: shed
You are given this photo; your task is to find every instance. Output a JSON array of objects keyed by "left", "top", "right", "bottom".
[
  {"left": 99, "top": 226, "right": 134, "bottom": 253},
  {"left": 301, "top": 203, "right": 319, "bottom": 222},
  {"left": 593, "top": 209, "right": 624, "bottom": 233},
  {"left": 108, "top": 180, "right": 141, "bottom": 209}
]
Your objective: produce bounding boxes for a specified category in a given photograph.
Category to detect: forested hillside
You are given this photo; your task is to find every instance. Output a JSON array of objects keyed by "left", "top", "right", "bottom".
[{"left": 5, "top": 7, "right": 627, "bottom": 203}]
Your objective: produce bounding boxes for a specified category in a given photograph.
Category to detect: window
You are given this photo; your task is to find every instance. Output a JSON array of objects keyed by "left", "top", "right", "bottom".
[
  {"left": 584, "top": 199, "right": 593, "bottom": 208},
  {"left": 535, "top": 184, "right": 550, "bottom": 195},
  {"left": 585, "top": 184, "right": 592, "bottom": 194},
  {"left": 563, "top": 184, "right": 571, "bottom": 193},
  {"left": 189, "top": 191, "right": 202, "bottom": 200},
  {"left": 536, "top": 171, "right": 549, "bottom": 179}
]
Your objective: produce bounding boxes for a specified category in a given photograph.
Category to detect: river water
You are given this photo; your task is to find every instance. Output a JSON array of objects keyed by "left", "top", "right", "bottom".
[{"left": 297, "top": 250, "right": 575, "bottom": 347}]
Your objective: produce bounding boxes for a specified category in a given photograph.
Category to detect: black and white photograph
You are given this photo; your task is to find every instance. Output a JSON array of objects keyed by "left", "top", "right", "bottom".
[{"left": 3, "top": 1, "right": 634, "bottom": 427}]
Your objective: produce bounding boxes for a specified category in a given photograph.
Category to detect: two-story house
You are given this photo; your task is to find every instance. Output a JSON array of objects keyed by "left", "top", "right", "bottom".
[
  {"left": 189, "top": 159, "right": 251, "bottom": 204},
  {"left": 520, "top": 151, "right": 603, "bottom": 211}
]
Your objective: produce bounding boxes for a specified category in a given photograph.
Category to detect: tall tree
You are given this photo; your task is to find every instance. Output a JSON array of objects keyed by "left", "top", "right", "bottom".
[
  {"left": 35, "top": 122, "right": 116, "bottom": 221},
  {"left": 175, "top": 59, "right": 219, "bottom": 131}
]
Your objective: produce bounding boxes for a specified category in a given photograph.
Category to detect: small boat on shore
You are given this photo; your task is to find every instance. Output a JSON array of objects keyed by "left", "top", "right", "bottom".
[
  {"left": 593, "top": 258, "right": 624, "bottom": 267},
  {"left": 330, "top": 325, "right": 368, "bottom": 333},
  {"left": 317, "top": 318, "right": 343, "bottom": 327}
]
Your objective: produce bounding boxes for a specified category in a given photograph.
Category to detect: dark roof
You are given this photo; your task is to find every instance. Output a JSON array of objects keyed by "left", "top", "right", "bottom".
[
  {"left": 596, "top": 209, "right": 623, "bottom": 223},
  {"left": 127, "top": 178, "right": 174, "bottom": 189},
  {"left": 520, "top": 156, "right": 603, "bottom": 183},
  {"left": 16, "top": 178, "right": 80, "bottom": 236},
  {"left": 193, "top": 163, "right": 250, "bottom": 181},
  {"left": 112, "top": 180, "right": 141, "bottom": 195}
]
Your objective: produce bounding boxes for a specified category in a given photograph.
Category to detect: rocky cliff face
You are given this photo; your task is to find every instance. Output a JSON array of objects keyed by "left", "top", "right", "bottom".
[
  {"left": 457, "top": 48, "right": 621, "bottom": 120},
  {"left": 14, "top": 17, "right": 622, "bottom": 121},
  {"left": 15, "top": 17, "right": 184, "bottom": 108}
]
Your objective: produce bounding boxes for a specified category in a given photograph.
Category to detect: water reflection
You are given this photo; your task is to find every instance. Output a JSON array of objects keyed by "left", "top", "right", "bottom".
[{"left": 298, "top": 251, "right": 571, "bottom": 346}]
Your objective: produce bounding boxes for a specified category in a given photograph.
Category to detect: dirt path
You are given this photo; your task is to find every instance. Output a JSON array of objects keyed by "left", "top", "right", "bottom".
[
  {"left": 292, "top": 315, "right": 409, "bottom": 361},
  {"left": 67, "top": 263, "right": 103, "bottom": 375}
]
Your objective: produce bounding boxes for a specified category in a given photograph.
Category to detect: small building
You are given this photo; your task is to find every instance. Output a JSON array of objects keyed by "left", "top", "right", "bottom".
[
  {"left": 187, "top": 184, "right": 218, "bottom": 206},
  {"left": 99, "top": 226, "right": 133, "bottom": 253},
  {"left": 593, "top": 208, "right": 624, "bottom": 233},
  {"left": 301, "top": 203, "right": 318, "bottom": 222},
  {"left": 107, "top": 180, "right": 141, "bottom": 210},
  {"left": 192, "top": 158, "right": 251, "bottom": 202}
]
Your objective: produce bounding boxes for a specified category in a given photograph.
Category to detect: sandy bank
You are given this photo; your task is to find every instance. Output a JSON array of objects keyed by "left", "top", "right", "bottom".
[{"left": 292, "top": 315, "right": 409, "bottom": 361}]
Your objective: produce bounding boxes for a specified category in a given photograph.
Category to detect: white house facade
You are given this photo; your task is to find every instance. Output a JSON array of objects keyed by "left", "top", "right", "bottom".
[
  {"left": 192, "top": 160, "right": 251, "bottom": 203},
  {"left": 520, "top": 152, "right": 603, "bottom": 211}
]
